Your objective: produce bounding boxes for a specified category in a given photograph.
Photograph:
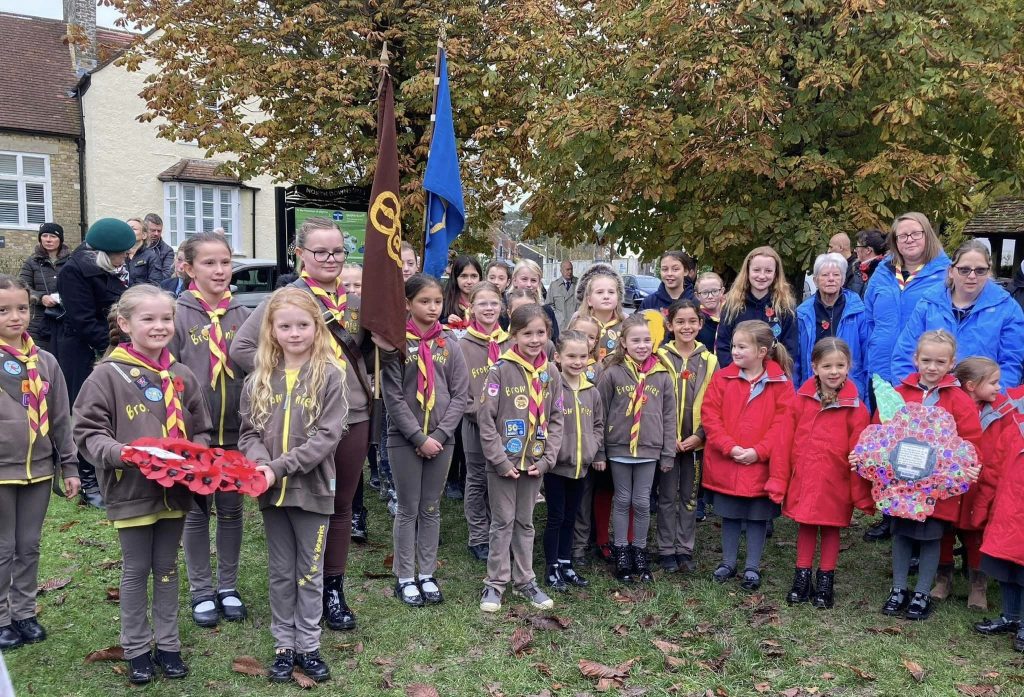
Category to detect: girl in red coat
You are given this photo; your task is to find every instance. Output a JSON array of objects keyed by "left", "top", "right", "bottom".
[
  {"left": 933, "top": 358, "right": 1014, "bottom": 610},
  {"left": 972, "top": 414, "right": 1024, "bottom": 650},
  {"left": 701, "top": 320, "right": 795, "bottom": 591},
  {"left": 766, "top": 338, "right": 872, "bottom": 609},
  {"left": 880, "top": 330, "right": 983, "bottom": 621}
]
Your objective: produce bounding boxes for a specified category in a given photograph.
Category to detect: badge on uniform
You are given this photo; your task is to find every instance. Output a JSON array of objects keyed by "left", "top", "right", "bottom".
[
  {"left": 539, "top": 371, "right": 549, "bottom": 384},
  {"left": 771, "top": 324, "right": 782, "bottom": 337},
  {"left": 506, "top": 438, "right": 523, "bottom": 454},
  {"left": 135, "top": 377, "right": 149, "bottom": 389},
  {"left": 585, "top": 367, "right": 595, "bottom": 381},
  {"left": 129, "top": 368, "right": 142, "bottom": 378},
  {"left": 606, "top": 338, "right": 616, "bottom": 350},
  {"left": 3, "top": 360, "right": 22, "bottom": 376},
  {"left": 487, "top": 383, "right": 500, "bottom": 397},
  {"left": 514, "top": 395, "right": 529, "bottom": 410},
  {"left": 504, "top": 419, "right": 526, "bottom": 437},
  {"left": 531, "top": 442, "right": 544, "bottom": 457},
  {"left": 144, "top": 386, "right": 163, "bottom": 402}
]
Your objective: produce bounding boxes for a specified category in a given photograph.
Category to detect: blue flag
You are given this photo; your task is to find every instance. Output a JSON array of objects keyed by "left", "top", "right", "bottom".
[{"left": 423, "top": 49, "right": 465, "bottom": 279}]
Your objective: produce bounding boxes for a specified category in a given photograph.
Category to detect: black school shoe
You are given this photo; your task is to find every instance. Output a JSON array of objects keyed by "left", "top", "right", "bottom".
[
  {"left": 904, "top": 592, "right": 933, "bottom": 621},
  {"left": 974, "top": 616, "right": 1021, "bottom": 636},
  {"left": 659, "top": 555, "right": 680, "bottom": 573},
  {"left": 740, "top": 569, "right": 762, "bottom": 591},
  {"left": 676, "top": 553, "right": 697, "bottom": 572},
  {"left": 217, "top": 590, "right": 248, "bottom": 622},
  {"left": 881, "top": 587, "right": 910, "bottom": 615},
  {"left": 12, "top": 617, "right": 45, "bottom": 643},
  {"left": 350, "top": 507, "right": 368, "bottom": 543},
  {"left": 191, "top": 597, "right": 219, "bottom": 627},
  {"left": 418, "top": 577, "right": 444, "bottom": 604},
  {"left": 561, "top": 563, "right": 589, "bottom": 588},
  {"left": 395, "top": 580, "right": 425, "bottom": 607},
  {"left": 544, "top": 564, "right": 568, "bottom": 592},
  {"left": 268, "top": 649, "right": 295, "bottom": 683},
  {"left": 468, "top": 543, "right": 490, "bottom": 561},
  {"left": 1015, "top": 628, "right": 1024, "bottom": 653},
  {"left": 323, "top": 575, "right": 357, "bottom": 631},
  {"left": 154, "top": 648, "right": 188, "bottom": 679},
  {"left": 0, "top": 625, "right": 23, "bottom": 651},
  {"left": 295, "top": 649, "right": 331, "bottom": 682},
  {"left": 127, "top": 652, "right": 156, "bottom": 685},
  {"left": 786, "top": 568, "right": 813, "bottom": 605}
]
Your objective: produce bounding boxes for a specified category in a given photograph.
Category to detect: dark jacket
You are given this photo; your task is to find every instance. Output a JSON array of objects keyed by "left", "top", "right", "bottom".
[
  {"left": 148, "top": 239, "right": 176, "bottom": 282},
  {"left": 1011, "top": 263, "right": 1024, "bottom": 314},
  {"left": 638, "top": 279, "right": 696, "bottom": 314},
  {"left": 56, "top": 243, "right": 127, "bottom": 355},
  {"left": 127, "top": 244, "right": 162, "bottom": 287},
  {"left": 846, "top": 255, "right": 883, "bottom": 297},
  {"left": 160, "top": 276, "right": 187, "bottom": 298},
  {"left": 714, "top": 291, "right": 799, "bottom": 369},
  {"left": 18, "top": 244, "right": 70, "bottom": 341}
]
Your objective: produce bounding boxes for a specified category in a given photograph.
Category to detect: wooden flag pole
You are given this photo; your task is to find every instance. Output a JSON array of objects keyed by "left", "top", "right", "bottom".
[{"left": 420, "top": 24, "right": 445, "bottom": 267}]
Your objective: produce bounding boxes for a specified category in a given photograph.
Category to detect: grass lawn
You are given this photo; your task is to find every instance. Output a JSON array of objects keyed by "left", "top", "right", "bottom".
[{"left": 5, "top": 486, "right": 1020, "bottom": 697}]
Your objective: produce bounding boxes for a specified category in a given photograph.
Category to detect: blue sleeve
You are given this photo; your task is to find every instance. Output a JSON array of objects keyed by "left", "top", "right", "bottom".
[
  {"left": 715, "top": 317, "right": 734, "bottom": 366},
  {"left": 792, "top": 316, "right": 807, "bottom": 387},
  {"left": 890, "top": 303, "right": 926, "bottom": 386},
  {"left": 863, "top": 281, "right": 890, "bottom": 383},
  {"left": 998, "top": 302, "right": 1024, "bottom": 388},
  {"left": 856, "top": 312, "right": 871, "bottom": 399}
]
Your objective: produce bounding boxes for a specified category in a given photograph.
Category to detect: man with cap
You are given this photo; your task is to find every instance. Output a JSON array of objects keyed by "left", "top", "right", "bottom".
[
  {"left": 144, "top": 213, "right": 175, "bottom": 282},
  {"left": 18, "top": 223, "right": 71, "bottom": 352},
  {"left": 55, "top": 218, "right": 136, "bottom": 508}
]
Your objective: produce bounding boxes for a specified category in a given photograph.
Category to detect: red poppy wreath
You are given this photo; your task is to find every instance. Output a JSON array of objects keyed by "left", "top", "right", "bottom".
[{"left": 121, "top": 437, "right": 268, "bottom": 497}]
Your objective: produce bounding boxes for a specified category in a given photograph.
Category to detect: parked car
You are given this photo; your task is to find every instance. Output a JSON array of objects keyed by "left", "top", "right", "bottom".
[
  {"left": 231, "top": 258, "right": 285, "bottom": 308},
  {"left": 622, "top": 274, "right": 660, "bottom": 308}
]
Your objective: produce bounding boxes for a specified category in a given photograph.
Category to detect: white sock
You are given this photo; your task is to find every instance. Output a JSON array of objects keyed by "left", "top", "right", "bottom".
[
  {"left": 218, "top": 589, "right": 242, "bottom": 608},
  {"left": 558, "top": 559, "right": 571, "bottom": 566},
  {"left": 194, "top": 600, "right": 216, "bottom": 614},
  {"left": 398, "top": 578, "right": 419, "bottom": 598},
  {"left": 418, "top": 575, "right": 439, "bottom": 593}
]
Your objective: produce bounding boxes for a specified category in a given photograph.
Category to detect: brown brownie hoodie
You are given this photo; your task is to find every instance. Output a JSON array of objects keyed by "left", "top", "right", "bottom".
[
  {"left": 550, "top": 372, "right": 604, "bottom": 480},
  {"left": 597, "top": 357, "right": 677, "bottom": 468},
  {"left": 458, "top": 327, "right": 510, "bottom": 420}
]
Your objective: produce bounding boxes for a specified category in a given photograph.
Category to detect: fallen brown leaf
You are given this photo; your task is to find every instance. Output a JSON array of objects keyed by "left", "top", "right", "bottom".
[
  {"left": 85, "top": 646, "right": 125, "bottom": 663},
  {"left": 821, "top": 672, "right": 835, "bottom": 680},
  {"left": 700, "top": 650, "right": 732, "bottom": 674},
  {"left": 37, "top": 577, "right": 72, "bottom": 593},
  {"left": 230, "top": 655, "right": 266, "bottom": 676},
  {"left": 59, "top": 520, "right": 78, "bottom": 532},
  {"left": 955, "top": 685, "right": 999, "bottom": 697},
  {"left": 485, "top": 683, "right": 506, "bottom": 697},
  {"left": 753, "top": 683, "right": 771, "bottom": 694},
  {"left": 981, "top": 671, "right": 1000, "bottom": 679},
  {"left": 579, "top": 657, "right": 636, "bottom": 691},
  {"left": 866, "top": 625, "right": 903, "bottom": 635},
  {"left": 98, "top": 559, "right": 121, "bottom": 570},
  {"left": 749, "top": 605, "right": 781, "bottom": 628},
  {"left": 638, "top": 614, "right": 658, "bottom": 628},
  {"left": 612, "top": 624, "right": 629, "bottom": 636},
  {"left": 383, "top": 554, "right": 394, "bottom": 568},
  {"left": 664, "top": 655, "right": 687, "bottom": 671},
  {"left": 105, "top": 586, "right": 120, "bottom": 602},
  {"left": 111, "top": 664, "right": 126, "bottom": 675},
  {"left": 381, "top": 668, "right": 396, "bottom": 690},
  {"left": 373, "top": 656, "right": 396, "bottom": 667},
  {"left": 839, "top": 662, "right": 876, "bottom": 681},
  {"left": 292, "top": 668, "right": 317, "bottom": 688},
  {"left": 333, "top": 641, "right": 364, "bottom": 654},
  {"left": 529, "top": 614, "right": 571, "bottom": 631},
  {"left": 742, "top": 593, "right": 766, "bottom": 607},
  {"left": 902, "top": 657, "right": 926, "bottom": 683},
  {"left": 652, "top": 639, "right": 683, "bottom": 655},
  {"left": 758, "top": 639, "right": 784, "bottom": 658},
  {"left": 510, "top": 627, "right": 534, "bottom": 657},
  {"left": 404, "top": 684, "right": 440, "bottom": 697},
  {"left": 532, "top": 662, "right": 552, "bottom": 677}
]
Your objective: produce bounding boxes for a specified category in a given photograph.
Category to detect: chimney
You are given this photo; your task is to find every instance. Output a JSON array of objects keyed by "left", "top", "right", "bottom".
[{"left": 64, "top": 0, "right": 97, "bottom": 76}]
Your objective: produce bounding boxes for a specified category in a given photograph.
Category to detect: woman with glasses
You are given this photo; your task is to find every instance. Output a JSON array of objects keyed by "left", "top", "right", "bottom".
[
  {"left": 863, "top": 212, "right": 951, "bottom": 387},
  {"left": 891, "top": 239, "right": 1024, "bottom": 386},
  {"left": 793, "top": 253, "right": 870, "bottom": 400}
]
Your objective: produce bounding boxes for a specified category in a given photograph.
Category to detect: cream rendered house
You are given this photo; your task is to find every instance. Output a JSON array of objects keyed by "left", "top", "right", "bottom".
[{"left": 81, "top": 32, "right": 282, "bottom": 258}]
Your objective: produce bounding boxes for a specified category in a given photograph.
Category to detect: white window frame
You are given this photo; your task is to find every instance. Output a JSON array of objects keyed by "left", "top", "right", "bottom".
[
  {"left": 163, "top": 182, "right": 240, "bottom": 251},
  {"left": 0, "top": 151, "right": 52, "bottom": 230}
]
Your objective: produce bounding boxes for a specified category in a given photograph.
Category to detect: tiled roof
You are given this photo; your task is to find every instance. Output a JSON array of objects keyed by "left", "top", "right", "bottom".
[
  {"left": 964, "top": 197, "right": 1024, "bottom": 237},
  {"left": 157, "top": 159, "right": 245, "bottom": 186},
  {"left": 0, "top": 12, "right": 134, "bottom": 138}
]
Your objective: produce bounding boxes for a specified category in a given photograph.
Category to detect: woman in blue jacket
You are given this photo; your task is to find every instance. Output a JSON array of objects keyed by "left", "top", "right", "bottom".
[
  {"left": 794, "top": 253, "right": 869, "bottom": 400},
  {"left": 863, "top": 212, "right": 950, "bottom": 385},
  {"left": 891, "top": 240, "right": 1024, "bottom": 387}
]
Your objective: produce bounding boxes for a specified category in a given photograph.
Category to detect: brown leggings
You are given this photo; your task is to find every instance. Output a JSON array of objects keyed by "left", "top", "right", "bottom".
[{"left": 324, "top": 419, "right": 370, "bottom": 576}]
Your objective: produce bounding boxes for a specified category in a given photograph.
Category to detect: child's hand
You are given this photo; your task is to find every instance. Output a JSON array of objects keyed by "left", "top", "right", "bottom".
[
  {"left": 680, "top": 436, "right": 703, "bottom": 452},
  {"left": 848, "top": 451, "right": 862, "bottom": 471},
  {"left": 502, "top": 466, "right": 521, "bottom": 479},
  {"left": 734, "top": 448, "right": 758, "bottom": 464},
  {"left": 527, "top": 465, "right": 542, "bottom": 477},
  {"left": 447, "top": 313, "right": 463, "bottom": 325},
  {"left": 660, "top": 463, "right": 674, "bottom": 473},
  {"left": 592, "top": 461, "right": 606, "bottom": 472},
  {"left": 64, "top": 476, "right": 81, "bottom": 499},
  {"left": 965, "top": 464, "right": 982, "bottom": 483},
  {"left": 419, "top": 437, "right": 443, "bottom": 458},
  {"left": 729, "top": 446, "right": 744, "bottom": 460},
  {"left": 257, "top": 465, "right": 277, "bottom": 489}
]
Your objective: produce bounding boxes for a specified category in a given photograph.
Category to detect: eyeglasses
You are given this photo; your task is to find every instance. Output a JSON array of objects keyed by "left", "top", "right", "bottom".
[
  {"left": 304, "top": 248, "right": 345, "bottom": 263},
  {"left": 473, "top": 301, "right": 502, "bottom": 309},
  {"left": 696, "top": 288, "right": 723, "bottom": 298},
  {"left": 953, "top": 266, "right": 990, "bottom": 277},
  {"left": 895, "top": 230, "right": 925, "bottom": 243}
]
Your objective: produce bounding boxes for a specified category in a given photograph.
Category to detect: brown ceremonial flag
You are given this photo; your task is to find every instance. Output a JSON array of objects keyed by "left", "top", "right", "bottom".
[{"left": 361, "top": 68, "right": 406, "bottom": 350}]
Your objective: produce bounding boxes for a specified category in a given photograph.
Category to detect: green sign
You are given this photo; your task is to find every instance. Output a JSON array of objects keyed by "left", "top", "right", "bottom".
[{"left": 294, "top": 207, "right": 369, "bottom": 264}]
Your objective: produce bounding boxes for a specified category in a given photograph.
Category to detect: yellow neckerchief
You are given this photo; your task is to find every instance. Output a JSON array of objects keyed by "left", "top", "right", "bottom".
[
  {"left": 564, "top": 371, "right": 594, "bottom": 478},
  {"left": 659, "top": 341, "right": 717, "bottom": 440},
  {"left": 188, "top": 287, "right": 235, "bottom": 388},
  {"left": 622, "top": 354, "right": 667, "bottom": 455},
  {"left": 893, "top": 260, "right": 925, "bottom": 291},
  {"left": 501, "top": 347, "right": 550, "bottom": 446},
  {"left": 0, "top": 334, "right": 48, "bottom": 446},
  {"left": 108, "top": 345, "right": 187, "bottom": 438},
  {"left": 300, "top": 271, "right": 347, "bottom": 363},
  {"left": 466, "top": 323, "right": 510, "bottom": 367}
]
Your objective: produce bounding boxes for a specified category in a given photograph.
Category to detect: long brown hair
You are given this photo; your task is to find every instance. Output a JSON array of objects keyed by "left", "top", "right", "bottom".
[
  {"left": 605, "top": 313, "right": 650, "bottom": 367},
  {"left": 721, "top": 246, "right": 795, "bottom": 321}
]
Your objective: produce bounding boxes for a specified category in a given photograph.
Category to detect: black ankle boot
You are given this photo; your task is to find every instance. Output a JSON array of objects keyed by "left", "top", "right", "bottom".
[
  {"left": 812, "top": 570, "right": 835, "bottom": 609},
  {"left": 786, "top": 567, "right": 813, "bottom": 605},
  {"left": 350, "top": 507, "right": 368, "bottom": 543},
  {"left": 153, "top": 648, "right": 188, "bottom": 678},
  {"left": 295, "top": 649, "right": 331, "bottom": 682},
  {"left": 544, "top": 564, "right": 568, "bottom": 592},
  {"left": 268, "top": 649, "right": 294, "bottom": 683},
  {"left": 77, "top": 463, "right": 106, "bottom": 510},
  {"left": 12, "top": 617, "right": 45, "bottom": 643},
  {"left": 127, "top": 652, "right": 155, "bottom": 685},
  {"left": 0, "top": 625, "right": 22, "bottom": 650},
  {"left": 632, "top": 546, "right": 654, "bottom": 583},
  {"left": 322, "top": 575, "right": 356, "bottom": 631},
  {"left": 863, "top": 514, "right": 891, "bottom": 542},
  {"left": 613, "top": 545, "right": 634, "bottom": 583}
]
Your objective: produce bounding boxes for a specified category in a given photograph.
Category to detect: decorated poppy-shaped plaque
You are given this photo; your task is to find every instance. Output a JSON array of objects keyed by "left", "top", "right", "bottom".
[
  {"left": 853, "top": 377, "right": 977, "bottom": 521},
  {"left": 121, "top": 437, "right": 268, "bottom": 497}
]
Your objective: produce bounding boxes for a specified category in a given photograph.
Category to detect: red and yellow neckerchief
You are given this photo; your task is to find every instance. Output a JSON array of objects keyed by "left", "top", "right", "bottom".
[
  {"left": 300, "top": 271, "right": 348, "bottom": 364},
  {"left": 109, "top": 344, "right": 187, "bottom": 438},
  {"left": 406, "top": 319, "right": 444, "bottom": 431},
  {"left": 502, "top": 346, "right": 549, "bottom": 442},
  {"left": 466, "top": 321, "right": 509, "bottom": 366},
  {"left": 623, "top": 354, "right": 665, "bottom": 456},
  {"left": 893, "top": 262, "right": 924, "bottom": 291},
  {"left": 0, "top": 333, "right": 48, "bottom": 444},
  {"left": 188, "top": 284, "right": 235, "bottom": 388}
]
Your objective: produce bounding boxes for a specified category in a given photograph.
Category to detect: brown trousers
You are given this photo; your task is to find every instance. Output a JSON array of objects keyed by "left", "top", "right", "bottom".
[
  {"left": 183, "top": 491, "right": 244, "bottom": 601},
  {"left": 390, "top": 444, "right": 453, "bottom": 578},
  {"left": 656, "top": 452, "right": 699, "bottom": 556},
  {"left": 117, "top": 517, "right": 185, "bottom": 660},
  {"left": 485, "top": 472, "right": 542, "bottom": 594},
  {"left": 325, "top": 419, "right": 370, "bottom": 576},
  {"left": 263, "top": 506, "right": 329, "bottom": 653},
  {"left": 0, "top": 481, "right": 51, "bottom": 625}
]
